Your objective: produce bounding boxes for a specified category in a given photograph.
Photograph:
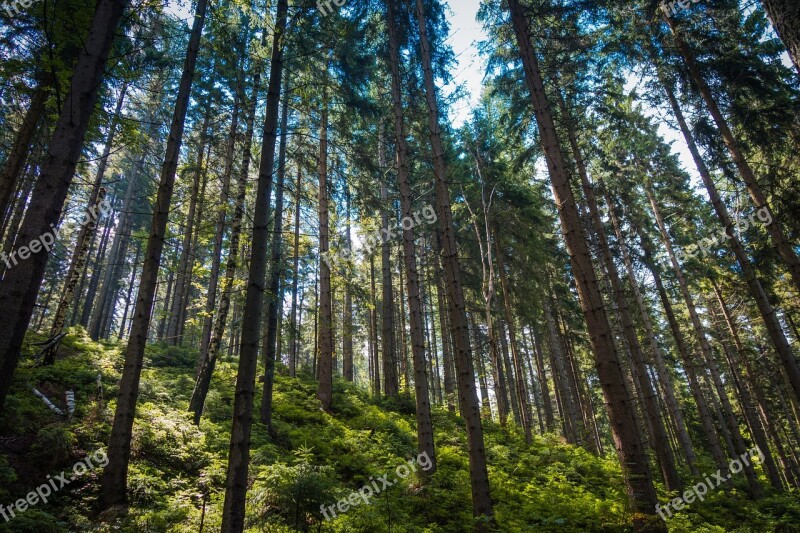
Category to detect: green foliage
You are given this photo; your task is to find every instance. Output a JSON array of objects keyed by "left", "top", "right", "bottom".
[{"left": 2, "top": 333, "right": 798, "bottom": 532}]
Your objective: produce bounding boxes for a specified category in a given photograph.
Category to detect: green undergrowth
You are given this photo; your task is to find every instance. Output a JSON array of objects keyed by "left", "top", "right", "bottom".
[{"left": 0, "top": 329, "right": 798, "bottom": 531}]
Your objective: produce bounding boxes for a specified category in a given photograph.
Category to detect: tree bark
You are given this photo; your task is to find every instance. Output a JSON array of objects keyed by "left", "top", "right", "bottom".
[
  {"left": 506, "top": 0, "right": 662, "bottom": 526},
  {"left": 386, "top": 0, "right": 436, "bottom": 471},
  {"left": 415, "top": 0, "right": 493, "bottom": 523},
  {"left": 315, "top": 92, "right": 334, "bottom": 412},
  {"left": 760, "top": 0, "right": 800, "bottom": 76},
  {"left": 221, "top": 0, "right": 287, "bottom": 527},
  {"left": 260, "top": 69, "right": 292, "bottom": 429},
  {"left": 289, "top": 168, "right": 302, "bottom": 377},
  {"left": 100, "top": 0, "right": 208, "bottom": 508}
]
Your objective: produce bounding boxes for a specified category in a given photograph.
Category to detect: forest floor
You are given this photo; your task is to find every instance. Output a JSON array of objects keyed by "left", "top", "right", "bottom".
[{"left": 0, "top": 328, "right": 798, "bottom": 532}]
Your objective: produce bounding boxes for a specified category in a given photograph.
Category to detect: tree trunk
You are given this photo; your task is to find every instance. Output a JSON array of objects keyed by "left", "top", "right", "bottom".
[
  {"left": 386, "top": 0, "right": 436, "bottom": 471},
  {"left": 315, "top": 93, "right": 334, "bottom": 412},
  {"left": 100, "top": 0, "right": 208, "bottom": 508},
  {"left": 260, "top": 69, "right": 292, "bottom": 429},
  {"left": 415, "top": 0, "right": 493, "bottom": 523},
  {"left": 289, "top": 169, "right": 302, "bottom": 377},
  {"left": 0, "top": 80, "right": 49, "bottom": 221},
  {"left": 760, "top": 0, "right": 800, "bottom": 76},
  {"left": 0, "top": 0, "right": 129, "bottom": 415},
  {"left": 342, "top": 183, "right": 353, "bottom": 381},
  {"left": 118, "top": 242, "right": 141, "bottom": 339},
  {"left": 506, "top": 0, "right": 662, "bottom": 526},
  {"left": 369, "top": 253, "right": 380, "bottom": 396},
  {"left": 378, "top": 125, "right": 399, "bottom": 397},
  {"left": 663, "top": 14, "right": 800, "bottom": 299},
  {"left": 220, "top": 0, "right": 287, "bottom": 527}
]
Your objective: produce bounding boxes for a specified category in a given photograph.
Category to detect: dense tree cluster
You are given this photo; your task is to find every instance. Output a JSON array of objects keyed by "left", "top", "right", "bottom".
[{"left": 1, "top": 0, "right": 799, "bottom": 530}]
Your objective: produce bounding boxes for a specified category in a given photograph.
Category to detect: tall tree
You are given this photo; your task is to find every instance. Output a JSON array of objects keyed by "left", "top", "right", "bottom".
[
  {"left": 505, "top": 0, "right": 664, "bottom": 528},
  {"left": 221, "top": 0, "right": 288, "bottom": 527},
  {"left": 0, "top": 0, "right": 130, "bottom": 415},
  {"left": 100, "top": 0, "right": 209, "bottom": 507},
  {"left": 414, "top": 0, "right": 494, "bottom": 524}
]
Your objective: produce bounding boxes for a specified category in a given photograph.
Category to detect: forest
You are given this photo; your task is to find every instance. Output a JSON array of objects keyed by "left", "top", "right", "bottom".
[{"left": 0, "top": 0, "right": 799, "bottom": 530}]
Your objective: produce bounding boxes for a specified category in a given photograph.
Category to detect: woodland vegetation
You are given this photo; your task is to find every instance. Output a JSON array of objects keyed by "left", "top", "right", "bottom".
[{"left": 0, "top": 0, "right": 799, "bottom": 531}]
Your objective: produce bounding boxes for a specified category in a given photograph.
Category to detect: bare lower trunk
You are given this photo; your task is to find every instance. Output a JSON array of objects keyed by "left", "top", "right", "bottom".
[
  {"left": 260, "top": 69, "right": 292, "bottom": 428},
  {"left": 315, "top": 94, "right": 334, "bottom": 411}
]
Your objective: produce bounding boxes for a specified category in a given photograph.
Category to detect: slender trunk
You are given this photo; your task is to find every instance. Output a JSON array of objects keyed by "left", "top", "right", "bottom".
[
  {"left": 663, "top": 14, "right": 800, "bottom": 298},
  {"left": 289, "top": 169, "right": 302, "bottom": 377},
  {"left": 118, "top": 242, "right": 140, "bottom": 339},
  {"left": 530, "top": 326, "right": 555, "bottom": 431},
  {"left": 506, "top": 0, "right": 662, "bottom": 526},
  {"left": 369, "top": 254, "right": 380, "bottom": 396},
  {"left": 260, "top": 69, "right": 292, "bottom": 429},
  {"left": 0, "top": 0, "right": 129, "bottom": 415},
  {"left": 544, "top": 295, "right": 578, "bottom": 443},
  {"left": 315, "top": 92, "right": 334, "bottom": 411},
  {"left": 221, "top": 0, "right": 287, "bottom": 527},
  {"left": 100, "top": 0, "right": 208, "bottom": 508},
  {"left": 386, "top": 0, "right": 435, "bottom": 465},
  {"left": 0, "top": 81, "right": 49, "bottom": 220},
  {"left": 378, "top": 125, "right": 398, "bottom": 397},
  {"left": 415, "top": 0, "right": 493, "bottom": 522},
  {"left": 655, "top": 68, "right": 800, "bottom": 405},
  {"left": 342, "top": 184, "right": 353, "bottom": 381}
]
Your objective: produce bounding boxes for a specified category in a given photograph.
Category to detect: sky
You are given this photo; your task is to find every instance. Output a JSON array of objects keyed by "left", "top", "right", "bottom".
[{"left": 442, "top": 0, "right": 488, "bottom": 128}]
